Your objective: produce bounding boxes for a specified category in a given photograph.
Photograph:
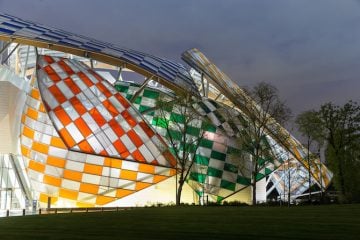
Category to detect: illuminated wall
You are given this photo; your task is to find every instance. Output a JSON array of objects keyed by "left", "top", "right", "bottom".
[{"left": 20, "top": 55, "right": 176, "bottom": 207}]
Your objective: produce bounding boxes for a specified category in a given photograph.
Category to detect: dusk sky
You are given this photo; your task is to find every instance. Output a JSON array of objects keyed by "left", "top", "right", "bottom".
[{"left": 1, "top": 0, "right": 360, "bottom": 119}]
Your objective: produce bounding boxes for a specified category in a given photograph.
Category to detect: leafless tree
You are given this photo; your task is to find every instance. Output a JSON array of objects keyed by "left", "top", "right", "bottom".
[
  {"left": 155, "top": 92, "right": 207, "bottom": 205},
  {"left": 236, "top": 82, "right": 291, "bottom": 205}
]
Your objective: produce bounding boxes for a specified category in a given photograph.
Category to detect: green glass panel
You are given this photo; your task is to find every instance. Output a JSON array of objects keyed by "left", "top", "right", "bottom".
[
  {"left": 255, "top": 173, "right": 265, "bottom": 181},
  {"left": 115, "top": 85, "right": 129, "bottom": 93},
  {"left": 224, "top": 163, "right": 238, "bottom": 173},
  {"left": 139, "top": 105, "right": 151, "bottom": 113},
  {"left": 143, "top": 89, "right": 160, "bottom": 99},
  {"left": 237, "top": 176, "right": 251, "bottom": 185},
  {"left": 211, "top": 150, "right": 226, "bottom": 161},
  {"left": 202, "top": 122, "right": 216, "bottom": 133},
  {"left": 134, "top": 96, "right": 142, "bottom": 104},
  {"left": 125, "top": 94, "right": 133, "bottom": 100},
  {"left": 217, "top": 196, "right": 224, "bottom": 203},
  {"left": 189, "top": 172, "right": 206, "bottom": 183},
  {"left": 170, "top": 112, "right": 185, "bottom": 123},
  {"left": 167, "top": 129, "right": 182, "bottom": 141},
  {"left": 208, "top": 167, "right": 223, "bottom": 178},
  {"left": 200, "top": 138, "right": 213, "bottom": 148},
  {"left": 152, "top": 117, "right": 168, "bottom": 128},
  {"left": 195, "top": 155, "right": 209, "bottom": 166},
  {"left": 227, "top": 146, "right": 240, "bottom": 155},
  {"left": 186, "top": 126, "right": 200, "bottom": 136},
  {"left": 220, "top": 180, "right": 236, "bottom": 191},
  {"left": 265, "top": 168, "right": 272, "bottom": 175}
]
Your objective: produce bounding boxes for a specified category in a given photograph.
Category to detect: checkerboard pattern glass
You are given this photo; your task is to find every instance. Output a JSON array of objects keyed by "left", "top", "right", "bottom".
[
  {"left": 19, "top": 63, "right": 176, "bottom": 207},
  {"left": 115, "top": 82, "right": 276, "bottom": 201},
  {"left": 37, "top": 55, "right": 176, "bottom": 167},
  {"left": 182, "top": 48, "right": 333, "bottom": 189},
  {"left": 0, "top": 12, "right": 198, "bottom": 94}
]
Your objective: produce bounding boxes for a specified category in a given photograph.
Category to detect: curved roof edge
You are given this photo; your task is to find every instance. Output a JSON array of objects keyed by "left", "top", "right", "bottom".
[
  {"left": 181, "top": 48, "right": 333, "bottom": 188},
  {"left": 0, "top": 12, "right": 199, "bottom": 95}
]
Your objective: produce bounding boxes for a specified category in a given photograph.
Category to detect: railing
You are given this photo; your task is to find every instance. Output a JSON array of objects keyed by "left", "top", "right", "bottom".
[{"left": 0, "top": 207, "right": 133, "bottom": 218}]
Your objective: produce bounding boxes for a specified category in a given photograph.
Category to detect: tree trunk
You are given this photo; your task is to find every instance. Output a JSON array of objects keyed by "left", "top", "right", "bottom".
[
  {"left": 252, "top": 179, "right": 257, "bottom": 206},
  {"left": 287, "top": 165, "right": 291, "bottom": 207},
  {"left": 252, "top": 151, "right": 259, "bottom": 206},
  {"left": 176, "top": 181, "right": 184, "bottom": 206},
  {"left": 307, "top": 138, "right": 312, "bottom": 203},
  {"left": 252, "top": 163, "right": 258, "bottom": 205},
  {"left": 338, "top": 154, "right": 346, "bottom": 197}
]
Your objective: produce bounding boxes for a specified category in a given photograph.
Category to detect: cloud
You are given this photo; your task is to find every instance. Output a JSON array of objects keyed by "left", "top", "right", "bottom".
[{"left": 1, "top": 0, "right": 359, "bottom": 116}]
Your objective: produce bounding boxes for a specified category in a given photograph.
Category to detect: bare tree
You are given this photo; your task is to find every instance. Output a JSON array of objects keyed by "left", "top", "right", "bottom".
[
  {"left": 236, "top": 82, "right": 291, "bottom": 205},
  {"left": 155, "top": 92, "right": 207, "bottom": 205},
  {"left": 295, "top": 110, "right": 324, "bottom": 202}
]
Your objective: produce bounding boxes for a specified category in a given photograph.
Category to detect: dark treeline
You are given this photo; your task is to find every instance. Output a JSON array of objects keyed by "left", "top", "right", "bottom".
[{"left": 296, "top": 101, "right": 360, "bottom": 203}]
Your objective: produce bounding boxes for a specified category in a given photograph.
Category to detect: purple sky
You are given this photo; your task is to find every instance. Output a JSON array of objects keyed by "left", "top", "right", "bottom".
[{"left": 1, "top": 0, "right": 360, "bottom": 120}]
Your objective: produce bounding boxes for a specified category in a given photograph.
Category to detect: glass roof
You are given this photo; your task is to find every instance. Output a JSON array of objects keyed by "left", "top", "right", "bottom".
[{"left": 0, "top": 12, "right": 199, "bottom": 94}]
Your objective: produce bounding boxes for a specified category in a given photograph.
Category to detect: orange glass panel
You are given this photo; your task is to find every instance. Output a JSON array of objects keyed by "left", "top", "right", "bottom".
[
  {"left": 139, "top": 121, "right": 155, "bottom": 138},
  {"left": 21, "top": 145, "right": 30, "bottom": 157},
  {"left": 116, "top": 189, "right": 134, "bottom": 198},
  {"left": 64, "top": 77, "right": 81, "bottom": 95},
  {"left": 74, "top": 118, "right": 92, "bottom": 137},
  {"left": 113, "top": 140, "right": 129, "bottom": 158},
  {"left": 43, "top": 55, "right": 55, "bottom": 64},
  {"left": 39, "top": 102, "right": 46, "bottom": 113},
  {"left": 84, "top": 164, "right": 102, "bottom": 175},
  {"left": 103, "top": 158, "right": 111, "bottom": 167},
  {"left": 96, "top": 196, "right": 115, "bottom": 205},
  {"left": 59, "top": 188, "right": 78, "bottom": 200},
  {"left": 78, "top": 140, "right": 94, "bottom": 153},
  {"left": 28, "top": 160, "right": 45, "bottom": 173},
  {"left": 58, "top": 60, "right": 75, "bottom": 75},
  {"left": 163, "top": 150, "right": 177, "bottom": 167},
  {"left": 43, "top": 175, "right": 62, "bottom": 187},
  {"left": 59, "top": 128, "right": 76, "bottom": 147},
  {"left": 54, "top": 106, "right": 72, "bottom": 125},
  {"left": 32, "top": 142, "right": 49, "bottom": 154},
  {"left": 131, "top": 149, "right": 146, "bottom": 163},
  {"left": 104, "top": 158, "right": 122, "bottom": 168},
  {"left": 48, "top": 85, "right": 67, "bottom": 104},
  {"left": 23, "top": 125, "right": 35, "bottom": 139},
  {"left": 69, "top": 97, "right": 87, "bottom": 116},
  {"left": 102, "top": 99, "right": 119, "bottom": 117},
  {"left": 21, "top": 114, "right": 26, "bottom": 124},
  {"left": 120, "top": 170, "right": 137, "bottom": 181},
  {"left": 109, "top": 119, "right": 124, "bottom": 137},
  {"left": 121, "top": 110, "right": 137, "bottom": 127},
  {"left": 43, "top": 65, "right": 61, "bottom": 82},
  {"left": 77, "top": 72, "right": 94, "bottom": 87},
  {"left": 76, "top": 202, "right": 94, "bottom": 208},
  {"left": 50, "top": 137, "right": 67, "bottom": 149},
  {"left": 30, "top": 89, "right": 40, "bottom": 100},
  {"left": 153, "top": 175, "right": 168, "bottom": 183},
  {"left": 63, "top": 169, "right": 82, "bottom": 182},
  {"left": 80, "top": 183, "right": 99, "bottom": 194},
  {"left": 39, "top": 193, "right": 58, "bottom": 204},
  {"left": 114, "top": 93, "right": 130, "bottom": 108},
  {"left": 26, "top": 107, "right": 38, "bottom": 120},
  {"left": 127, "top": 130, "right": 143, "bottom": 147},
  {"left": 89, "top": 107, "right": 106, "bottom": 127},
  {"left": 138, "top": 164, "right": 155, "bottom": 174},
  {"left": 46, "top": 156, "right": 66, "bottom": 168},
  {"left": 135, "top": 182, "right": 152, "bottom": 191},
  {"left": 96, "top": 82, "right": 112, "bottom": 98}
]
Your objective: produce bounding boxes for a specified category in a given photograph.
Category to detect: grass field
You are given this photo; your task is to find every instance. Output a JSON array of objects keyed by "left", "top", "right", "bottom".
[{"left": 0, "top": 204, "right": 359, "bottom": 240}]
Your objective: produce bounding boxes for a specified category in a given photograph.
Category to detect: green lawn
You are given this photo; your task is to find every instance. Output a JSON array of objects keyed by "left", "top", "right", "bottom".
[{"left": 0, "top": 204, "right": 359, "bottom": 240}]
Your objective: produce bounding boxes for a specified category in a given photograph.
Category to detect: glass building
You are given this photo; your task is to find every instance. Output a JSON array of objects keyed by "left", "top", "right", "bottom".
[{"left": 0, "top": 13, "right": 332, "bottom": 209}]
